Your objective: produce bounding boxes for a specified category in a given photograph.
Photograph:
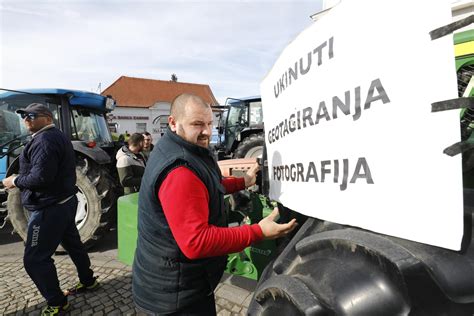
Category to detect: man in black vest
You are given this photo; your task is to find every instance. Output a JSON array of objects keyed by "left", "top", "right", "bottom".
[{"left": 132, "top": 93, "right": 297, "bottom": 315}]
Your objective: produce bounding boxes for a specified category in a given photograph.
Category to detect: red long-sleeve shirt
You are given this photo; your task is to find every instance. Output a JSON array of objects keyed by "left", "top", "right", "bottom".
[{"left": 158, "top": 166, "right": 263, "bottom": 260}]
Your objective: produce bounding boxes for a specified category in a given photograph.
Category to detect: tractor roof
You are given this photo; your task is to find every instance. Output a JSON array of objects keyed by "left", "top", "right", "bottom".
[{"left": 0, "top": 88, "right": 114, "bottom": 111}]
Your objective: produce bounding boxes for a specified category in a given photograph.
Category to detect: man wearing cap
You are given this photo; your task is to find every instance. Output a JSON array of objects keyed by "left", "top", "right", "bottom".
[{"left": 2, "top": 103, "right": 99, "bottom": 316}]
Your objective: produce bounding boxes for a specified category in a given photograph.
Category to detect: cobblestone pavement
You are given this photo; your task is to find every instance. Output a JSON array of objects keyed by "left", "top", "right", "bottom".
[{"left": 0, "top": 254, "right": 255, "bottom": 315}]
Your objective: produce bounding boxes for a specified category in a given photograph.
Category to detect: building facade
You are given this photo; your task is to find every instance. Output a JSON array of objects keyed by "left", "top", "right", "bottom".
[{"left": 102, "top": 76, "right": 219, "bottom": 141}]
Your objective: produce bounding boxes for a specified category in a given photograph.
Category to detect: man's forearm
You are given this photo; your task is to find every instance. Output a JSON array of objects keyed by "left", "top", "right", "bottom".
[
  {"left": 15, "top": 172, "right": 53, "bottom": 190},
  {"left": 221, "top": 177, "right": 245, "bottom": 194}
]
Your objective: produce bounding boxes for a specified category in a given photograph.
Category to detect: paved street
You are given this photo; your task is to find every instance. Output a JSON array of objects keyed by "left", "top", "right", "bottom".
[{"left": 0, "top": 223, "right": 256, "bottom": 315}]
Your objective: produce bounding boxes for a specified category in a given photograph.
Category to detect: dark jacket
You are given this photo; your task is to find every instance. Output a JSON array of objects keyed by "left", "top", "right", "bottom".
[
  {"left": 142, "top": 143, "right": 154, "bottom": 161},
  {"left": 132, "top": 128, "right": 227, "bottom": 314},
  {"left": 15, "top": 126, "right": 77, "bottom": 210},
  {"left": 116, "top": 145, "right": 146, "bottom": 194}
]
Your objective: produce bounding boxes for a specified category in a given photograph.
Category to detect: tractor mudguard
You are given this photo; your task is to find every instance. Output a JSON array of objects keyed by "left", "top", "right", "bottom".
[
  {"left": 72, "top": 141, "right": 111, "bottom": 165},
  {"left": 5, "top": 156, "right": 19, "bottom": 178}
]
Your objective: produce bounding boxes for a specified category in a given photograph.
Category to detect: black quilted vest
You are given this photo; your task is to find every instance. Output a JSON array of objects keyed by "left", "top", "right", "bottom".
[{"left": 132, "top": 128, "right": 227, "bottom": 313}]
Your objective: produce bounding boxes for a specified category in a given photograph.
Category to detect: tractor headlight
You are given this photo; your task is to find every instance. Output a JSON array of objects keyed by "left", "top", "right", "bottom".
[{"left": 105, "top": 97, "right": 116, "bottom": 110}]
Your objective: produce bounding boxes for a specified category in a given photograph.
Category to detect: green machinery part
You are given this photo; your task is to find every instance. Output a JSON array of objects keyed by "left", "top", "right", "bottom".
[{"left": 117, "top": 193, "right": 139, "bottom": 265}]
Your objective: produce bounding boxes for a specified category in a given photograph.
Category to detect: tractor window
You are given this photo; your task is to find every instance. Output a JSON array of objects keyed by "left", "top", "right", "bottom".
[
  {"left": 228, "top": 104, "right": 248, "bottom": 127},
  {"left": 249, "top": 101, "right": 263, "bottom": 125},
  {"left": 70, "top": 108, "right": 113, "bottom": 145}
]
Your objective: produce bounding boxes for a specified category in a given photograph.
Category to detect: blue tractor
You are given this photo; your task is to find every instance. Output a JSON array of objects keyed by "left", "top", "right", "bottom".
[
  {"left": 214, "top": 96, "right": 265, "bottom": 160},
  {"left": 0, "top": 88, "right": 120, "bottom": 247}
]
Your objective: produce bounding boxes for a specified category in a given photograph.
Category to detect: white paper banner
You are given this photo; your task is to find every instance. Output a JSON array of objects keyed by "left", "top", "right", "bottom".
[{"left": 261, "top": 0, "right": 464, "bottom": 250}]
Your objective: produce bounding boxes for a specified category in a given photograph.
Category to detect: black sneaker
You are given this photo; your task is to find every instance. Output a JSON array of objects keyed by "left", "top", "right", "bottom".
[
  {"left": 40, "top": 302, "right": 70, "bottom": 315},
  {"left": 64, "top": 277, "right": 99, "bottom": 295}
]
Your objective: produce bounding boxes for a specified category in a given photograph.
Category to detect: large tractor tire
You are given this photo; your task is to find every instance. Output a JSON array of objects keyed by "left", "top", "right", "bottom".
[
  {"left": 249, "top": 231, "right": 410, "bottom": 316},
  {"left": 249, "top": 218, "right": 474, "bottom": 316},
  {"left": 233, "top": 133, "right": 265, "bottom": 159},
  {"left": 8, "top": 157, "right": 117, "bottom": 249}
]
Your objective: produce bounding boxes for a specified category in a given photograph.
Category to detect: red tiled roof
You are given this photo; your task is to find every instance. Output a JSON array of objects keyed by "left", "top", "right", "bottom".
[{"left": 101, "top": 76, "right": 218, "bottom": 108}]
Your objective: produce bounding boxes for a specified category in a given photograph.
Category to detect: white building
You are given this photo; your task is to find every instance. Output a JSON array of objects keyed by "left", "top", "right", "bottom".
[{"left": 102, "top": 76, "right": 219, "bottom": 141}]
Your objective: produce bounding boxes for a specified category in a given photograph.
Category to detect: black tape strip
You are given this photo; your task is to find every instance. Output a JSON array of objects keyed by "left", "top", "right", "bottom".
[
  {"left": 443, "top": 141, "right": 474, "bottom": 157},
  {"left": 432, "top": 97, "right": 474, "bottom": 112},
  {"left": 430, "top": 14, "right": 474, "bottom": 40}
]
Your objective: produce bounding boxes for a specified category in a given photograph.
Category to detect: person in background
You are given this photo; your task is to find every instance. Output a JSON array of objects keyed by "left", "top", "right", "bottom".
[
  {"left": 132, "top": 93, "right": 297, "bottom": 315},
  {"left": 117, "top": 134, "right": 126, "bottom": 146},
  {"left": 116, "top": 133, "right": 146, "bottom": 194},
  {"left": 2, "top": 103, "right": 99, "bottom": 316},
  {"left": 141, "top": 131, "right": 154, "bottom": 161},
  {"left": 124, "top": 131, "right": 131, "bottom": 142}
]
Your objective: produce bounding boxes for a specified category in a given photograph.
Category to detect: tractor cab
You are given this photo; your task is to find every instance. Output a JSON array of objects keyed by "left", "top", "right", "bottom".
[
  {"left": 0, "top": 89, "right": 116, "bottom": 165},
  {"left": 214, "top": 96, "right": 264, "bottom": 160}
]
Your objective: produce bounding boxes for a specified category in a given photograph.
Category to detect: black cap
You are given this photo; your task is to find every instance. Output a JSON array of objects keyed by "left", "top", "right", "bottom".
[{"left": 16, "top": 103, "right": 53, "bottom": 118}]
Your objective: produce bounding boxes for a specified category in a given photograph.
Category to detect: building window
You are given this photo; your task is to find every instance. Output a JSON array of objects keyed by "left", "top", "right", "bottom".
[{"left": 136, "top": 123, "right": 147, "bottom": 133}]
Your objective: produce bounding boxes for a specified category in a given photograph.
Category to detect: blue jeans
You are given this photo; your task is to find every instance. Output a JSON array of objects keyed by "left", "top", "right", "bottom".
[{"left": 23, "top": 196, "right": 94, "bottom": 306}]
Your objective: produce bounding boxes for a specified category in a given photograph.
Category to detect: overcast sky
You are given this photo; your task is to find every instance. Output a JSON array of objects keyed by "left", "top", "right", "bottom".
[{"left": 0, "top": 0, "right": 322, "bottom": 104}]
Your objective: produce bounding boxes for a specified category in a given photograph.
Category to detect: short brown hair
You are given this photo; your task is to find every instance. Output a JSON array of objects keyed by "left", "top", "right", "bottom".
[{"left": 128, "top": 133, "right": 144, "bottom": 146}]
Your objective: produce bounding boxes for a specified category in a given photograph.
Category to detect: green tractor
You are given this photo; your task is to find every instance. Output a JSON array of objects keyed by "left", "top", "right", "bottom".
[
  {"left": 457, "top": 29, "right": 474, "bottom": 184},
  {"left": 0, "top": 89, "right": 121, "bottom": 248},
  {"left": 205, "top": 26, "right": 474, "bottom": 314},
  {"left": 245, "top": 17, "right": 474, "bottom": 316},
  {"left": 117, "top": 8, "right": 474, "bottom": 316}
]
